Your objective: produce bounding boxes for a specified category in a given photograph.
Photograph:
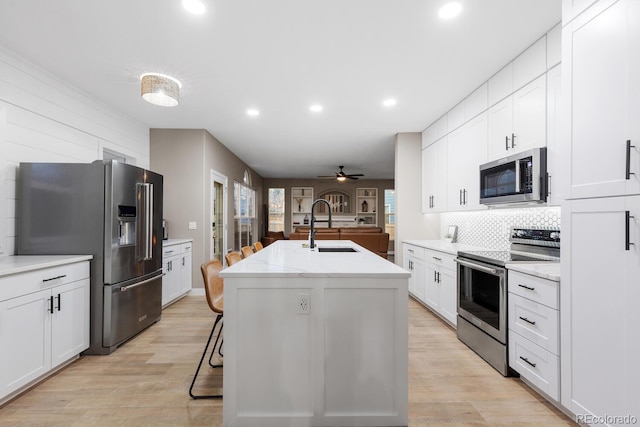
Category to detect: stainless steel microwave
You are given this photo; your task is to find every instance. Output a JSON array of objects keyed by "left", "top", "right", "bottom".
[{"left": 479, "top": 147, "right": 547, "bottom": 205}]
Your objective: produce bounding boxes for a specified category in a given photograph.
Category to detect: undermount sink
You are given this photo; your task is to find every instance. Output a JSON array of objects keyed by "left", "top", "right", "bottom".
[{"left": 317, "top": 247, "right": 358, "bottom": 253}]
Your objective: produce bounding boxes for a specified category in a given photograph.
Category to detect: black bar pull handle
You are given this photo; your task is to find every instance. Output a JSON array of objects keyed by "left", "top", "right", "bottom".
[
  {"left": 437, "top": 272, "right": 441, "bottom": 283},
  {"left": 511, "top": 133, "right": 516, "bottom": 148},
  {"left": 56, "top": 294, "right": 61, "bottom": 311},
  {"left": 518, "top": 284, "right": 535, "bottom": 291},
  {"left": 48, "top": 296, "right": 54, "bottom": 313},
  {"left": 459, "top": 189, "right": 463, "bottom": 205},
  {"left": 42, "top": 275, "right": 66, "bottom": 283},
  {"left": 520, "top": 356, "right": 537, "bottom": 368},
  {"left": 626, "top": 211, "right": 635, "bottom": 250},
  {"left": 519, "top": 316, "right": 536, "bottom": 325},
  {"left": 505, "top": 135, "right": 509, "bottom": 150},
  {"left": 626, "top": 140, "right": 635, "bottom": 180}
]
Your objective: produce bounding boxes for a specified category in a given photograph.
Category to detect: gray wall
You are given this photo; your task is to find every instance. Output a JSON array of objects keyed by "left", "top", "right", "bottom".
[
  {"left": 394, "top": 132, "right": 439, "bottom": 267},
  {"left": 150, "top": 129, "right": 264, "bottom": 289}
]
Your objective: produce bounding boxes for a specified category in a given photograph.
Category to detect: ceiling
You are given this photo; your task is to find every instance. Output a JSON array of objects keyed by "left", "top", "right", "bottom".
[{"left": 0, "top": 0, "right": 560, "bottom": 179}]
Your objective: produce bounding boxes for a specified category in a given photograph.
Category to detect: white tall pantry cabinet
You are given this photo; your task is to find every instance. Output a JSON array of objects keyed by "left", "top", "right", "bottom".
[{"left": 561, "top": 0, "right": 640, "bottom": 422}]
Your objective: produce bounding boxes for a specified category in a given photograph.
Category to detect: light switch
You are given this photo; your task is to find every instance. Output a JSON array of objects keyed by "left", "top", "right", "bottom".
[{"left": 188, "top": 221, "right": 197, "bottom": 230}]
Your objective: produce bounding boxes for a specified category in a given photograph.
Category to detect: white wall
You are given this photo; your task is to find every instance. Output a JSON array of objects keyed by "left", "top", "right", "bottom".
[
  {"left": 0, "top": 45, "right": 150, "bottom": 256},
  {"left": 394, "top": 132, "right": 439, "bottom": 267}
]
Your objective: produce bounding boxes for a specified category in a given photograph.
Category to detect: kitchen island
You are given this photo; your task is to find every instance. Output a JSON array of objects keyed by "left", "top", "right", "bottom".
[{"left": 219, "top": 240, "right": 410, "bottom": 427}]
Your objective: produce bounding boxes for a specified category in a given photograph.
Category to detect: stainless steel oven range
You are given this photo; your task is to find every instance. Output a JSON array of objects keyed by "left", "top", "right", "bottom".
[{"left": 455, "top": 227, "right": 560, "bottom": 376}]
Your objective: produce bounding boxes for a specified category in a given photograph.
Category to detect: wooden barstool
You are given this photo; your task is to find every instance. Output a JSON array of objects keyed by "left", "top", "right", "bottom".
[
  {"left": 241, "top": 246, "right": 254, "bottom": 258},
  {"left": 253, "top": 241, "right": 263, "bottom": 252},
  {"left": 225, "top": 251, "right": 242, "bottom": 266},
  {"left": 189, "top": 259, "right": 224, "bottom": 399}
]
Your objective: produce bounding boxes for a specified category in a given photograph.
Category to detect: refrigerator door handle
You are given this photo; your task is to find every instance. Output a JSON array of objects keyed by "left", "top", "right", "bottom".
[
  {"left": 120, "top": 272, "right": 166, "bottom": 292},
  {"left": 138, "top": 183, "right": 154, "bottom": 261}
]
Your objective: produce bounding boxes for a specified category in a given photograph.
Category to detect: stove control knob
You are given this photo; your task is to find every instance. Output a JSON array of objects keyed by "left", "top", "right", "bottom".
[{"left": 550, "top": 231, "right": 560, "bottom": 241}]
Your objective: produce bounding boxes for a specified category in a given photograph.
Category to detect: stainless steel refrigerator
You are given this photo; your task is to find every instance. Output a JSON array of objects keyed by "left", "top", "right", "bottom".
[{"left": 17, "top": 160, "right": 164, "bottom": 355}]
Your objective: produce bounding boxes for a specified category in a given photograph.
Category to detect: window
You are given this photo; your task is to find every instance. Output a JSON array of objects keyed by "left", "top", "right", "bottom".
[
  {"left": 268, "top": 188, "right": 285, "bottom": 232},
  {"left": 384, "top": 189, "right": 395, "bottom": 242},
  {"left": 234, "top": 181, "right": 256, "bottom": 250}
]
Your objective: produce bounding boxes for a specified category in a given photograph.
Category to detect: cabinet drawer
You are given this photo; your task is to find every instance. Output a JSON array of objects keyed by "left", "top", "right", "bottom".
[
  {"left": 508, "top": 270, "right": 559, "bottom": 309},
  {"left": 403, "top": 244, "right": 425, "bottom": 261},
  {"left": 509, "top": 331, "right": 559, "bottom": 401},
  {"left": 425, "top": 249, "right": 456, "bottom": 271},
  {"left": 162, "top": 245, "right": 181, "bottom": 259},
  {"left": 0, "top": 261, "right": 90, "bottom": 302},
  {"left": 181, "top": 243, "right": 192, "bottom": 254},
  {"left": 509, "top": 294, "right": 559, "bottom": 354}
]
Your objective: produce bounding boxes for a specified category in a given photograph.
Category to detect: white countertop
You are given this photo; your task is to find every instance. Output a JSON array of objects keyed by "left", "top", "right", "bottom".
[
  {"left": 162, "top": 238, "right": 193, "bottom": 246},
  {"left": 220, "top": 240, "right": 410, "bottom": 279},
  {"left": 506, "top": 262, "right": 561, "bottom": 281},
  {"left": 0, "top": 255, "right": 93, "bottom": 277},
  {"left": 403, "top": 239, "right": 493, "bottom": 255}
]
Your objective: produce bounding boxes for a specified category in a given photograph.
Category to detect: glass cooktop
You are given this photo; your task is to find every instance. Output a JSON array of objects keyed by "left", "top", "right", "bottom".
[{"left": 457, "top": 250, "right": 559, "bottom": 267}]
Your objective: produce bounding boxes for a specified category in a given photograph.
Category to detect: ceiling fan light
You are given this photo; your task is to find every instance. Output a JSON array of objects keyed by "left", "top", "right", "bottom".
[
  {"left": 336, "top": 176, "right": 346, "bottom": 182},
  {"left": 140, "top": 73, "right": 181, "bottom": 107}
]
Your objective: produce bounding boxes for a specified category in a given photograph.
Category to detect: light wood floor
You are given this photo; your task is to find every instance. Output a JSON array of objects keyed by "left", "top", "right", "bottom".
[{"left": 0, "top": 296, "right": 575, "bottom": 426}]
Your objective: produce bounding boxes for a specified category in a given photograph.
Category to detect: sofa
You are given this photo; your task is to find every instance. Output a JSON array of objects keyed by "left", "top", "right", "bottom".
[
  {"left": 261, "top": 230, "right": 288, "bottom": 247},
  {"left": 288, "top": 226, "right": 390, "bottom": 259}
]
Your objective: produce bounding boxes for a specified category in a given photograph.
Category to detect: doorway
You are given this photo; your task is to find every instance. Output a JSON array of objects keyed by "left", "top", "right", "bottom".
[{"left": 210, "top": 170, "right": 228, "bottom": 263}]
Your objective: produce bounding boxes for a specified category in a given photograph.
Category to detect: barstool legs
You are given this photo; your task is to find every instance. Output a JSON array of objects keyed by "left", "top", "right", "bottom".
[{"left": 189, "top": 314, "right": 223, "bottom": 399}]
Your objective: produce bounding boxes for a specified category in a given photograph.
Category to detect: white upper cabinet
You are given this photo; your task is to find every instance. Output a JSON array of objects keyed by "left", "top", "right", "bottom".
[
  {"left": 546, "top": 24, "right": 562, "bottom": 69},
  {"left": 488, "top": 75, "right": 547, "bottom": 161},
  {"left": 488, "top": 63, "right": 514, "bottom": 106},
  {"left": 512, "top": 75, "right": 547, "bottom": 153},
  {"left": 464, "top": 83, "right": 488, "bottom": 121},
  {"left": 562, "top": 0, "right": 600, "bottom": 24},
  {"left": 447, "top": 102, "right": 465, "bottom": 133},
  {"left": 447, "top": 113, "right": 488, "bottom": 210},
  {"left": 421, "top": 125, "right": 435, "bottom": 149},
  {"left": 433, "top": 115, "right": 448, "bottom": 141},
  {"left": 546, "top": 64, "right": 564, "bottom": 206},
  {"left": 564, "top": 0, "right": 640, "bottom": 199},
  {"left": 422, "top": 138, "right": 448, "bottom": 213},
  {"left": 513, "top": 36, "right": 547, "bottom": 90}
]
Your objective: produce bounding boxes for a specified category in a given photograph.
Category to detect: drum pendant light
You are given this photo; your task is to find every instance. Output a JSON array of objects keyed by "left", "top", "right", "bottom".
[{"left": 140, "top": 73, "right": 182, "bottom": 107}]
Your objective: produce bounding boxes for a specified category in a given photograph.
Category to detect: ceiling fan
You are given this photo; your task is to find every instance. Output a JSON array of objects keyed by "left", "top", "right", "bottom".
[{"left": 318, "top": 166, "right": 364, "bottom": 181}]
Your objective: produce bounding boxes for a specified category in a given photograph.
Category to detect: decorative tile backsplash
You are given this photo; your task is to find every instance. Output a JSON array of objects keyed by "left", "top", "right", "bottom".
[{"left": 440, "top": 206, "right": 561, "bottom": 250}]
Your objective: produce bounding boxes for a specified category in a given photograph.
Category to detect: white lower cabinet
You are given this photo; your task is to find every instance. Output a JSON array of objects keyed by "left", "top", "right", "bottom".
[
  {"left": 403, "top": 244, "right": 426, "bottom": 302},
  {"left": 562, "top": 195, "right": 640, "bottom": 419},
  {"left": 508, "top": 270, "right": 560, "bottom": 401},
  {"left": 162, "top": 241, "right": 193, "bottom": 307},
  {"left": 0, "top": 260, "right": 90, "bottom": 401},
  {"left": 404, "top": 243, "right": 457, "bottom": 328},
  {"left": 424, "top": 250, "right": 457, "bottom": 327}
]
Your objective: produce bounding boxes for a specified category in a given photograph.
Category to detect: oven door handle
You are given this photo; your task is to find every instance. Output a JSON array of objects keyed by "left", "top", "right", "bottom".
[{"left": 455, "top": 258, "right": 498, "bottom": 275}]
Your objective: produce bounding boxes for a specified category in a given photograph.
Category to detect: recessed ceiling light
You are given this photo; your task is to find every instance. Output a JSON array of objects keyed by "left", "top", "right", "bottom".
[
  {"left": 247, "top": 109, "right": 260, "bottom": 117},
  {"left": 182, "top": 0, "right": 206, "bottom": 15},
  {"left": 310, "top": 104, "right": 323, "bottom": 113},
  {"left": 438, "top": 2, "right": 462, "bottom": 20},
  {"left": 383, "top": 98, "right": 397, "bottom": 107}
]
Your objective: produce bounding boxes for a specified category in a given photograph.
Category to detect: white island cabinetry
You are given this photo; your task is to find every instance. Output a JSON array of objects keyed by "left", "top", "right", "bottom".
[
  {"left": 0, "top": 256, "right": 92, "bottom": 404},
  {"left": 162, "top": 239, "right": 193, "bottom": 307},
  {"left": 220, "top": 240, "right": 410, "bottom": 427}
]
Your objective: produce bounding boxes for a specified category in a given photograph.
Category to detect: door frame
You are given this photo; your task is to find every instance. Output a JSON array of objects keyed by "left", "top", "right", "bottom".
[{"left": 210, "top": 170, "right": 228, "bottom": 261}]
